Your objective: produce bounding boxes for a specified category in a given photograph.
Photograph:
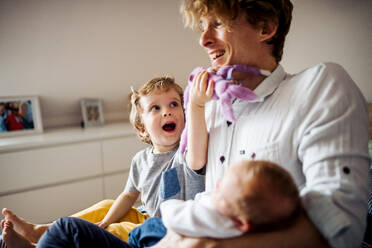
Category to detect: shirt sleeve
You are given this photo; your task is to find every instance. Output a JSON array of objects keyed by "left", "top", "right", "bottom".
[
  {"left": 175, "top": 149, "right": 205, "bottom": 200},
  {"left": 298, "top": 63, "right": 370, "bottom": 248},
  {"left": 160, "top": 195, "right": 242, "bottom": 238},
  {"left": 124, "top": 154, "right": 141, "bottom": 194}
]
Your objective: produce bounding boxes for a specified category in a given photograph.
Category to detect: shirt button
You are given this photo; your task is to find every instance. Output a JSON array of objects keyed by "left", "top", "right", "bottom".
[
  {"left": 251, "top": 152, "right": 256, "bottom": 159},
  {"left": 220, "top": 156, "right": 225, "bottom": 164}
]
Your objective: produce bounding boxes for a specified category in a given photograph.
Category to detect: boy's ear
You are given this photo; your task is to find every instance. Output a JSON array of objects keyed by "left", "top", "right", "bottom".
[
  {"left": 140, "top": 129, "right": 149, "bottom": 138},
  {"left": 232, "top": 217, "right": 251, "bottom": 232},
  {"left": 259, "top": 21, "right": 278, "bottom": 42}
]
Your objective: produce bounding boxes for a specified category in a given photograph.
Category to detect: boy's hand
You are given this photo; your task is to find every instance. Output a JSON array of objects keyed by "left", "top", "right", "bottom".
[
  {"left": 189, "top": 70, "right": 214, "bottom": 108},
  {"left": 95, "top": 221, "right": 109, "bottom": 229}
]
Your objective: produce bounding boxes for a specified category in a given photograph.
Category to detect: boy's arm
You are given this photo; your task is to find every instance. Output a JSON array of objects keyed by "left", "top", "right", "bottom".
[
  {"left": 97, "top": 191, "right": 139, "bottom": 228},
  {"left": 186, "top": 71, "right": 214, "bottom": 171},
  {"left": 152, "top": 210, "right": 330, "bottom": 248}
]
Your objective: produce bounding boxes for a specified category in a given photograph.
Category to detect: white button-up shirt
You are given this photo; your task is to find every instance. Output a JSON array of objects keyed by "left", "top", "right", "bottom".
[{"left": 204, "top": 63, "right": 370, "bottom": 248}]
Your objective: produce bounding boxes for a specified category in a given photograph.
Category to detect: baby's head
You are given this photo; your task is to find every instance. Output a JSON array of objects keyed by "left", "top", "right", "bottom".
[
  {"left": 129, "top": 76, "right": 185, "bottom": 153},
  {"left": 212, "top": 160, "right": 300, "bottom": 232}
]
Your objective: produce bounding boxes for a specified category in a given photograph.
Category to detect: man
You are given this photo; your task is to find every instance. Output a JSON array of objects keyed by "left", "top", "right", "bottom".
[{"left": 153, "top": 0, "right": 369, "bottom": 247}]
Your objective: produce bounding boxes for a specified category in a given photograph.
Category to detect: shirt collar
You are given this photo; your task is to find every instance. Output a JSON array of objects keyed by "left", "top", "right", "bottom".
[{"left": 250, "top": 64, "right": 286, "bottom": 102}]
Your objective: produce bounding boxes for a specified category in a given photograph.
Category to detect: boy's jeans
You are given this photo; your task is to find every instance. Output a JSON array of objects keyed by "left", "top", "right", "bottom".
[{"left": 37, "top": 217, "right": 133, "bottom": 248}]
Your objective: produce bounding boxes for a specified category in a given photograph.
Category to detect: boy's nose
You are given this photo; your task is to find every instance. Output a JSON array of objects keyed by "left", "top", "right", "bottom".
[{"left": 163, "top": 112, "right": 171, "bottom": 117}]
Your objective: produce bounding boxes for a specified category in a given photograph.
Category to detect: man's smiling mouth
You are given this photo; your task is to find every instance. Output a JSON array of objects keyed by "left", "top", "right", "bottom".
[{"left": 211, "top": 51, "right": 225, "bottom": 60}]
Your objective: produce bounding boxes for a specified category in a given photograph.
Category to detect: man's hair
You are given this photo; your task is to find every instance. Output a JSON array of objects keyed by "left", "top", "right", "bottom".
[
  {"left": 234, "top": 160, "right": 300, "bottom": 231},
  {"left": 128, "top": 76, "right": 184, "bottom": 145},
  {"left": 180, "top": 0, "right": 293, "bottom": 62}
]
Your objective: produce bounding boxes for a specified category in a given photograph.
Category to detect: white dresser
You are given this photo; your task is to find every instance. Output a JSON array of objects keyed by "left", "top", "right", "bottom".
[{"left": 0, "top": 122, "right": 147, "bottom": 223}]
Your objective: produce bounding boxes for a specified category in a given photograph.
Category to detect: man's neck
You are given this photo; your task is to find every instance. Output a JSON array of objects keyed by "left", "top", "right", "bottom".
[{"left": 233, "top": 61, "right": 278, "bottom": 90}]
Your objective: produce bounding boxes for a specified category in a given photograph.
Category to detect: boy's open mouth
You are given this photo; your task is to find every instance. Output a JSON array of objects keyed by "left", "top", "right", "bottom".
[{"left": 162, "top": 122, "right": 176, "bottom": 132}]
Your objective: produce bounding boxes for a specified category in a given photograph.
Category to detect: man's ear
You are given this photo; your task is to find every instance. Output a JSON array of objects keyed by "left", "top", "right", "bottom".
[
  {"left": 259, "top": 21, "right": 278, "bottom": 42},
  {"left": 232, "top": 217, "right": 251, "bottom": 232}
]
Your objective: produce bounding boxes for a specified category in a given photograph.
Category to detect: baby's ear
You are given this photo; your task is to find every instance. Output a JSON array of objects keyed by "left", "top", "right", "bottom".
[{"left": 232, "top": 217, "right": 250, "bottom": 232}]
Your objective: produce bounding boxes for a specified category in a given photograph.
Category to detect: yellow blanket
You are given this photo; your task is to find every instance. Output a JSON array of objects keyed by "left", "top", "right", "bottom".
[{"left": 71, "top": 200, "right": 149, "bottom": 242}]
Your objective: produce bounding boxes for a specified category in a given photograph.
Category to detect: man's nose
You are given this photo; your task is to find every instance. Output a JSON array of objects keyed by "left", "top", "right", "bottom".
[{"left": 199, "top": 26, "right": 214, "bottom": 48}]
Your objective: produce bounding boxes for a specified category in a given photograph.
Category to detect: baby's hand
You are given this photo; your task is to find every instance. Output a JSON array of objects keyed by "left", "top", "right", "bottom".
[
  {"left": 189, "top": 70, "right": 214, "bottom": 108},
  {"left": 96, "top": 221, "right": 108, "bottom": 229}
]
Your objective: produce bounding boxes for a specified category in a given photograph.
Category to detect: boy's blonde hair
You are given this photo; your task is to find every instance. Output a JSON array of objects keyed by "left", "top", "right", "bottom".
[
  {"left": 233, "top": 160, "right": 300, "bottom": 230},
  {"left": 128, "top": 76, "right": 184, "bottom": 145},
  {"left": 180, "top": 0, "right": 293, "bottom": 63}
]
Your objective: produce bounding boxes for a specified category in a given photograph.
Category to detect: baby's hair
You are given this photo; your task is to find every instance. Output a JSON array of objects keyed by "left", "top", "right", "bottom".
[
  {"left": 234, "top": 160, "right": 300, "bottom": 231},
  {"left": 128, "top": 76, "right": 184, "bottom": 145}
]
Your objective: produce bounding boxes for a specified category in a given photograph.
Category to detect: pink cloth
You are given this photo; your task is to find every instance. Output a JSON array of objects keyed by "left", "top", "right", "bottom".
[{"left": 180, "top": 65, "right": 269, "bottom": 154}]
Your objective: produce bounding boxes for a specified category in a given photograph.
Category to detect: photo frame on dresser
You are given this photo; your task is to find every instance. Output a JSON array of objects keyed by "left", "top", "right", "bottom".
[
  {"left": 0, "top": 95, "right": 43, "bottom": 137},
  {"left": 80, "top": 98, "right": 104, "bottom": 128}
]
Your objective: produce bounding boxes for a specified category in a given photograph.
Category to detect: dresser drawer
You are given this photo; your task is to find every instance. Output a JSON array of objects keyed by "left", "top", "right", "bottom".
[
  {"left": 0, "top": 178, "right": 104, "bottom": 223},
  {"left": 0, "top": 142, "right": 102, "bottom": 194}
]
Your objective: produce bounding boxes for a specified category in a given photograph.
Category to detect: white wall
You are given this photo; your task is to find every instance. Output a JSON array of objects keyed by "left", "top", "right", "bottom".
[
  {"left": 0, "top": 0, "right": 209, "bottom": 128},
  {"left": 1, "top": 0, "right": 371, "bottom": 129},
  {"left": 283, "top": 0, "right": 372, "bottom": 102}
]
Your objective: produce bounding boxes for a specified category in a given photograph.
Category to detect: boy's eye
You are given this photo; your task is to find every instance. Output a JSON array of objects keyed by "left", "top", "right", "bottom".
[
  {"left": 170, "top": 101, "right": 178, "bottom": 108},
  {"left": 150, "top": 105, "right": 160, "bottom": 111}
]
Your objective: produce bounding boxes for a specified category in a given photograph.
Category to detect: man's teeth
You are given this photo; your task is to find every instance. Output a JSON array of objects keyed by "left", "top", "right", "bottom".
[{"left": 212, "top": 51, "right": 224, "bottom": 60}]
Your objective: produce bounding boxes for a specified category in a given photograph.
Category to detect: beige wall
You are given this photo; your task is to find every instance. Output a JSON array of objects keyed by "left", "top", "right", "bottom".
[
  {"left": 0, "top": 0, "right": 209, "bottom": 128},
  {"left": 283, "top": 0, "right": 372, "bottom": 102},
  {"left": 1, "top": 0, "right": 371, "bottom": 129}
]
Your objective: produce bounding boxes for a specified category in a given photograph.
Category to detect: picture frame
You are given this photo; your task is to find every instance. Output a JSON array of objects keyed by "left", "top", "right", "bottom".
[
  {"left": 80, "top": 98, "right": 104, "bottom": 127},
  {"left": 0, "top": 95, "right": 43, "bottom": 137}
]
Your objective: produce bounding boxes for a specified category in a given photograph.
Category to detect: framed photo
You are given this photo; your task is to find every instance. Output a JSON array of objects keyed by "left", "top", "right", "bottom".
[
  {"left": 80, "top": 98, "right": 104, "bottom": 127},
  {"left": 0, "top": 96, "right": 43, "bottom": 137}
]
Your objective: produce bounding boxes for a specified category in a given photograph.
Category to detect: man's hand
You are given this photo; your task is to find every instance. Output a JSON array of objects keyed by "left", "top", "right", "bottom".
[
  {"left": 150, "top": 210, "right": 330, "bottom": 248},
  {"left": 150, "top": 230, "right": 217, "bottom": 248}
]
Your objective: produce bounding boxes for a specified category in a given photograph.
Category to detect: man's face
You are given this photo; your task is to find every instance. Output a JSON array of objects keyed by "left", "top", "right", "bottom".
[{"left": 199, "top": 15, "right": 264, "bottom": 71}]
